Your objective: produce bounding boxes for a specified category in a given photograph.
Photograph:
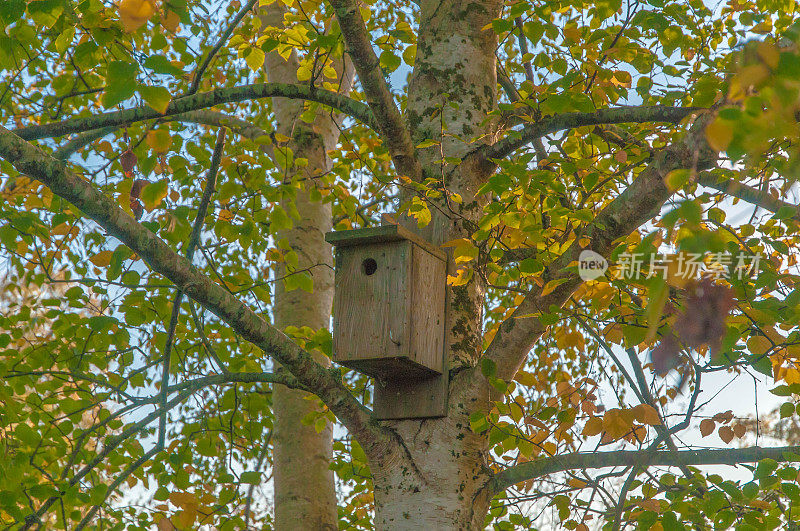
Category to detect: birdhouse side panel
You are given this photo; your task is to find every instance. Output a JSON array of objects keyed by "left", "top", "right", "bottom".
[
  {"left": 332, "top": 241, "right": 411, "bottom": 369},
  {"left": 409, "top": 244, "right": 447, "bottom": 373}
]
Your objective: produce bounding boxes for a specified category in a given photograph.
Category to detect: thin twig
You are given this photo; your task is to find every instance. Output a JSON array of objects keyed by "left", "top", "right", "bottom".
[
  {"left": 158, "top": 127, "right": 227, "bottom": 450},
  {"left": 189, "top": 0, "right": 259, "bottom": 95}
]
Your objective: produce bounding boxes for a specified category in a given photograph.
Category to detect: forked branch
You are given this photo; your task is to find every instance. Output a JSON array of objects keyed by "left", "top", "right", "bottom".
[
  {"left": 482, "top": 114, "right": 716, "bottom": 381},
  {"left": 328, "top": 0, "right": 423, "bottom": 182}
]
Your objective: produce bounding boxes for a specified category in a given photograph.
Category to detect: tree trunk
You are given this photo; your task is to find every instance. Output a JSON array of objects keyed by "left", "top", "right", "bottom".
[
  {"left": 370, "top": 0, "right": 502, "bottom": 527},
  {"left": 261, "top": 4, "right": 353, "bottom": 528}
]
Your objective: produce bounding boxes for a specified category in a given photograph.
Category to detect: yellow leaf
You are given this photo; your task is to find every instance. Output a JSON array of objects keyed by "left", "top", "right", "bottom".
[
  {"left": 756, "top": 41, "right": 779, "bottom": 69},
  {"left": 541, "top": 278, "right": 568, "bottom": 297},
  {"left": 751, "top": 19, "right": 772, "bottom": 34},
  {"left": 90, "top": 250, "right": 114, "bottom": 267},
  {"left": 146, "top": 130, "right": 172, "bottom": 153},
  {"left": 218, "top": 209, "right": 234, "bottom": 222},
  {"left": 453, "top": 240, "right": 478, "bottom": 264},
  {"left": 447, "top": 267, "right": 473, "bottom": 286},
  {"left": 245, "top": 47, "right": 266, "bottom": 72},
  {"left": 736, "top": 63, "right": 770, "bottom": 88},
  {"left": 747, "top": 335, "right": 772, "bottom": 356},
  {"left": 632, "top": 404, "right": 661, "bottom": 426},
  {"left": 118, "top": 0, "right": 155, "bottom": 33},
  {"left": 513, "top": 371, "right": 536, "bottom": 387},
  {"left": 705, "top": 119, "right": 733, "bottom": 152}
]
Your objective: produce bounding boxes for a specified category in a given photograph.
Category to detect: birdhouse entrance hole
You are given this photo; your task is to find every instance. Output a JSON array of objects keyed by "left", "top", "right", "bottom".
[
  {"left": 361, "top": 257, "right": 377, "bottom": 275},
  {"left": 325, "top": 225, "right": 449, "bottom": 420}
]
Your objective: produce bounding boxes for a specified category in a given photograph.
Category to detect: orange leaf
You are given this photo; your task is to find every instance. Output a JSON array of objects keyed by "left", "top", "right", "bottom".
[
  {"left": 699, "top": 418, "right": 715, "bottom": 437},
  {"left": 582, "top": 417, "right": 603, "bottom": 437},
  {"left": 632, "top": 404, "right": 662, "bottom": 426},
  {"left": 718, "top": 425, "right": 735, "bottom": 444},
  {"left": 568, "top": 478, "right": 587, "bottom": 489},
  {"left": 602, "top": 409, "right": 631, "bottom": 440},
  {"left": 89, "top": 250, "right": 113, "bottom": 267}
]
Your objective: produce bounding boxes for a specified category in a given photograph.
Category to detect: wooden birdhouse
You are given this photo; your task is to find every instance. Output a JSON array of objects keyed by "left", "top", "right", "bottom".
[{"left": 325, "top": 224, "right": 449, "bottom": 419}]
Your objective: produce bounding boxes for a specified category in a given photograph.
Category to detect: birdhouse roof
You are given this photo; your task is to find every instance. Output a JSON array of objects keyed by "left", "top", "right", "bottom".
[{"left": 325, "top": 224, "right": 446, "bottom": 260}]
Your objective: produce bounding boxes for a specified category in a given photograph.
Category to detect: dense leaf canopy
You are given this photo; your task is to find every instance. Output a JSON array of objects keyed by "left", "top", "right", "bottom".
[{"left": 2, "top": 0, "right": 800, "bottom": 528}]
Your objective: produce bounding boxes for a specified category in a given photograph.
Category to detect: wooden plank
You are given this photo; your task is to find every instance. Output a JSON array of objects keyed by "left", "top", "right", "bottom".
[
  {"left": 373, "top": 371, "right": 448, "bottom": 420},
  {"left": 374, "top": 243, "right": 449, "bottom": 419},
  {"left": 325, "top": 224, "right": 446, "bottom": 260},
  {"left": 409, "top": 244, "right": 447, "bottom": 372},
  {"left": 332, "top": 241, "right": 414, "bottom": 378}
]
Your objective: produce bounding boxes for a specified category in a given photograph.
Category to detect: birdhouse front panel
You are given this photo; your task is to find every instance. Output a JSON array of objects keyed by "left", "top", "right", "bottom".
[
  {"left": 327, "top": 225, "right": 447, "bottom": 382},
  {"left": 332, "top": 240, "right": 415, "bottom": 379}
]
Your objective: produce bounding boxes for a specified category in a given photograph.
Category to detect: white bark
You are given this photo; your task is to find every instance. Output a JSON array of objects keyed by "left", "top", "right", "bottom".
[
  {"left": 260, "top": 3, "right": 354, "bottom": 528},
  {"left": 370, "top": 0, "right": 502, "bottom": 527}
]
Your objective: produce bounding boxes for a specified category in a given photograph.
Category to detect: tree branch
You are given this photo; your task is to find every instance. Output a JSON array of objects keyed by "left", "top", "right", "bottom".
[
  {"left": 157, "top": 127, "right": 227, "bottom": 450},
  {"left": 699, "top": 173, "right": 800, "bottom": 222},
  {"left": 13, "top": 82, "right": 376, "bottom": 141},
  {"left": 482, "top": 115, "right": 716, "bottom": 381},
  {"left": 0, "top": 124, "right": 392, "bottom": 458},
  {"left": 491, "top": 445, "right": 800, "bottom": 495},
  {"left": 188, "top": 0, "right": 259, "bottom": 95},
  {"left": 53, "top": 110, "right": 275, "bottom": 161},
  {"left": 483, "top": 105, "right": 701, "bottom": 162},
  {"left": 327, "top": 0, "right": 423, "bottom": 182}
]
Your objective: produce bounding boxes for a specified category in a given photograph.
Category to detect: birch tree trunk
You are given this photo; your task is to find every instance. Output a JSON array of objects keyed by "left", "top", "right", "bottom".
[
  {"left": 260, "top": 4, "right": 353, "bottom": 528},
  {"left": 368, "top": 0, "right": 502, "bottom": 527}
]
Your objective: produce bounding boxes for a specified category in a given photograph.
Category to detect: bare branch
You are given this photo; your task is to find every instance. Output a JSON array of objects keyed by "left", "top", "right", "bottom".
[
  {"left": 54, "top": 110, "right": 275, "bottom": 161},
  {"left": 699, "top": 173, "right": 800, "bottom": 222},
  {"left": 157, "top": 127, "right": 227, "bottom": 450},
  {"left": 483, "top": 105, "right": 701, "bottom": 162},
  {"left": 189, "top": 0, "right": 259, "bottom": 95}
]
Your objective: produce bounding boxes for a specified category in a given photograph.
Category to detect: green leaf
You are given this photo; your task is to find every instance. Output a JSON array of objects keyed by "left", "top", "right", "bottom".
[
  {"left": 402, "top": 44, "right": 416, "bottom": 66},
  {"left": 102, "top": 61, "right": 138, "bottom": 107},
  {"left": 240, "top": 471, "right": 261, "bottom": 484},
  {"left": 88, "top": 315, "right": 117, "bottom": 331},
  {"left": 143, "top": 55, "right": 184, "bottom": 77},
  {"left": 284, "top": 271, "right": 313, "bottom": 293},
  {"left": 0, "top": 0, "right": 25, "bottom": 26},
  {"left": 270, "top": 206, "right": 292, "bottom": 232},
  {"left": 140, "top": 179, "right": 169, "bottom": 211},
  {"left": 379, "top": 50, "right": 401, "bottom": 72},
  {"left": 138, "top": 84, "right": 172, "bottom": 114}
]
